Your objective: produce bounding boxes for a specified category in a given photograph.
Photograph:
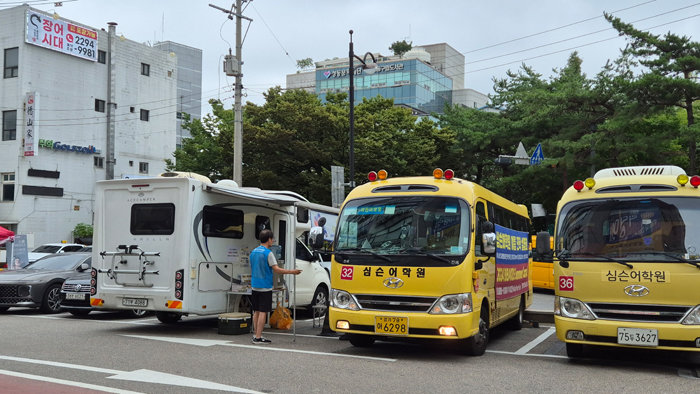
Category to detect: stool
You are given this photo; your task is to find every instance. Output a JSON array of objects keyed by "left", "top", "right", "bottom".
[{"left": 312, "top": 304, "right": 327, "bottom": 328}]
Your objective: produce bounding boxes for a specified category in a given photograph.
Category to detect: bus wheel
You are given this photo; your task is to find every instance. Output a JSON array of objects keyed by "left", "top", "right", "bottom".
[
  {"left": 464, "top": 309, "right": 489, "bottom": 356},
  {"left": 348, "top": 334, "right": 375, "bottom": 347},
  {"left": 507, "top": 296, "right": 525, "bottom": 330},
  {"left": 156, "top": 311, "right": 182, "bottom": 324},
  {"left": 566, "top": 343, "right": 584, "bottom": 358}
]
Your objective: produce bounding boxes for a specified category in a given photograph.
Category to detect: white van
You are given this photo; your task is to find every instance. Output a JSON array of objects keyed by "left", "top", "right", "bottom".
[{"left": 90, "top": 173, "right": 337, "bottom": 324}]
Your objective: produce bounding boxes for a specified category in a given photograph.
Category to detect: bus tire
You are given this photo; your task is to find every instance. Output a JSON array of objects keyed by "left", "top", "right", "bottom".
[
  {"left": 156, "top": 311, "right": 182, "bottom": 324},
  {"left": 348, "top": 334, "right": 375, "bottom": 347},
  {"left": 507, "top": 296, "right": 525, "bottom": 331},
  {"left": 464, "top": 308, "right": 489, "bottom": 356},
  {"left": 566, "top": 343, "right": 584, "bottom": 358}
]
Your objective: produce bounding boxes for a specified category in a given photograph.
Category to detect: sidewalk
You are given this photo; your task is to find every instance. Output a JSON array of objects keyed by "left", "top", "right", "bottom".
[{"left": 525, "top": 290, "right": 554, "bottom": 323}]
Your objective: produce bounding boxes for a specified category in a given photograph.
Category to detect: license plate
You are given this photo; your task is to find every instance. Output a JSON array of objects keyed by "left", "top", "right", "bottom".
[
  {"left": 122, "top": 298, "right": 148, "bottom": 307},
  {"left": 65, "top": 293, "right": 86, "bottom": 300},
  {"left": 375, "top": 316, "right": 408, "bottom": 335},
  {"left": 617, "top": 327, "right": 658, "bottom": 346}
]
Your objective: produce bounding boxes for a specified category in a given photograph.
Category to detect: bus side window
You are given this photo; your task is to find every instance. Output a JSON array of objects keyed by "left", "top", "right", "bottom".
[{"left": 475, "top": 201, "right": 487, "bottom": 256}]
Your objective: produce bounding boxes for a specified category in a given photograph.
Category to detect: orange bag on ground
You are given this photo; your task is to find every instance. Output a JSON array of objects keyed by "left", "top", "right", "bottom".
[{"left": 270, "top": 302, "right": 292, "bottom": 330}]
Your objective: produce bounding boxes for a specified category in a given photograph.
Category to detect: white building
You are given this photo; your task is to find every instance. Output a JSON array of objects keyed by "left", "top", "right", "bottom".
[
  {"left": 154, "top": 41, "right": 202, "bottom": 148},
  {"left": 0, "top": 5, "right": 179, "bottom": 246}
]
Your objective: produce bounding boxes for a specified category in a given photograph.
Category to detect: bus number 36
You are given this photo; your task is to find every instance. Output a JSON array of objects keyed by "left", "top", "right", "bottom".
[{"left": 559, "top": 276, "right": 574, "bottom": 291}]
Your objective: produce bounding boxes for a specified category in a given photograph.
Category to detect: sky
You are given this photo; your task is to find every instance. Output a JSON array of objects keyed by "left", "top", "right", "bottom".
[{"left": 3, "top": 0, "right": 699, "bottom": 116}]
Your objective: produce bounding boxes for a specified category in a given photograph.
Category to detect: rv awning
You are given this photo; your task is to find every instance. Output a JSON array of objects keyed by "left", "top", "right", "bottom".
[{"left": 205, "top": 185, "right": 300, "bottom": 206}]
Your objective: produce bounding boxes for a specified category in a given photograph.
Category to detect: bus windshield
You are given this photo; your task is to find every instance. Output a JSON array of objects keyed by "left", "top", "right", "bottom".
[
  {"left": 557, "top": 197, "right": 700, "bottom": 261},
  {"left": 335, "top": 196, "right": 470, "bottom": 262}
]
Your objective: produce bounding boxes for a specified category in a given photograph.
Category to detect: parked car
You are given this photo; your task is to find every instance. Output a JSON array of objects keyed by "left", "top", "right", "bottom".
[
  {"left": 28, "top": 243, "right": 85, "bottom": 263},
  {"left": 60, "top": 274, "right": 149, "bottom": 317},
  {"left": 76, "top": 246, "right": 92, "bottom": 253},
  {"left": 0, "top": 252, "right": 91, "bottom": 313}
]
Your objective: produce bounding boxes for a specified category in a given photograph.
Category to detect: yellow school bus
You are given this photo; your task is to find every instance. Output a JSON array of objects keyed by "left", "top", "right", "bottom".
[
  {"left": 543, "top": 165, "right": 700, "bottom": 357},
  {"left": 531, "top": 234, "right": 554, "bottom": 289},
  {"left": 330, "top": 169, "right": 533, "bottom": 355}
]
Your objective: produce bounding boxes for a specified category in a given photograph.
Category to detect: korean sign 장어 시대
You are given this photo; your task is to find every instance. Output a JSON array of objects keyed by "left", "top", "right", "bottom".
[{"left": 25, "top": 10, "right": 98, "bottom": 61}]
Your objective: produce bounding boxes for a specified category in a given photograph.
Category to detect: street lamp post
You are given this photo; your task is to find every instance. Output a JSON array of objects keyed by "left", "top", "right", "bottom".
[{"left": 348, "top": 29, "right": 377, "bottom": 189}]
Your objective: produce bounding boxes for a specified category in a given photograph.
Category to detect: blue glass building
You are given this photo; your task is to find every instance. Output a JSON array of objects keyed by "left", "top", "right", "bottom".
[{"left": 315, "top": 59, "right": 453, "bottom": 115}]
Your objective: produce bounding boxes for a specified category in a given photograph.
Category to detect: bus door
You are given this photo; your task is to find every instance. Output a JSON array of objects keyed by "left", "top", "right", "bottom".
[{"left": 474, "top": 200, "right": 495, "bottom": 319}]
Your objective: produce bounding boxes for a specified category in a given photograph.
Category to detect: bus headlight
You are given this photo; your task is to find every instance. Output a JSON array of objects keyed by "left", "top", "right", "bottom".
[
  {"left": 430, "top": 293, "right": 472, "bottom": 314},
  {"left": 555, "top": 296, "right": 595, "bottom": 320},
  {"left": 682, "top": 305, "right": 700, "bottom": 325},
  {"left": 331, "top": 289, "right": 360, "bottom": 311}
]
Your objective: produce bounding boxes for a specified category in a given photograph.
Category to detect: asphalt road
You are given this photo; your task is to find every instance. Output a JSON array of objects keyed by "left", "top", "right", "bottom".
[{"left": 1, "top": 303, "right": 699, "bottom": 393}]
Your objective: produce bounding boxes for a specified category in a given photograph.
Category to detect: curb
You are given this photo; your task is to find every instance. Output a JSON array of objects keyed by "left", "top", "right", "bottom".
[{"left": 525, "top": 310, "right": 554, "bottom": 324}]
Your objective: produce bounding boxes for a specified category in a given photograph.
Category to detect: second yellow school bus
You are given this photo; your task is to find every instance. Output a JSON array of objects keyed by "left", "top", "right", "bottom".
[
  {"left": 329, "top": 169, "right": 532, "bottom": 355},
  {"left": 545, "top": 165, "right": 700, "bottom": 357}
]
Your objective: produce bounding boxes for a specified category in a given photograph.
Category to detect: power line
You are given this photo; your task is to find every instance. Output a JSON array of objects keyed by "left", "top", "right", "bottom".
[{"left": 464, "top": 0, "right": 657, "bottom": 54}]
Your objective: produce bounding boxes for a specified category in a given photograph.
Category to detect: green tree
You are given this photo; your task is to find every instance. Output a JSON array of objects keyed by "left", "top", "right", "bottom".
[
  {"left": 389, "top": 40, "right": 412, "bottom": 57},
  {"left": 168, "top": 88, "right": 455, "bottom": 205},
  {"left": 296, "top": 57, "right": 314, "bottom": 70},
  {"left": 605, "top": 13, "right": 700, "bottom": 173}
]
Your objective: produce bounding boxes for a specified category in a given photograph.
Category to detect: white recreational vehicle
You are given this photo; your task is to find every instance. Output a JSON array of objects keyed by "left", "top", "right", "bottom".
[{"left": 90, "top": 173, "right": 337, "bottom": 324}]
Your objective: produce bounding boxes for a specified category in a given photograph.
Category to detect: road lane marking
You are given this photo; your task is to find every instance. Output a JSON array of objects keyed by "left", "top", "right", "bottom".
[
  {"left": 124, "top": 334, "right": 397, "bottom": 362},
  {"left": 0, "top": 354, "right": 260, "bottom": 393},
  {"left": 0, "top": 369, "right": 143, "bottom": 394},
  {"left": 487, "top": 350, "right": 568, "bottom": 359},
  {"left": 0, "top": 355, "right": 122, "bottom": 374},
  {"left": 514, "top": 326, "right": 556, "bottom": 355}
]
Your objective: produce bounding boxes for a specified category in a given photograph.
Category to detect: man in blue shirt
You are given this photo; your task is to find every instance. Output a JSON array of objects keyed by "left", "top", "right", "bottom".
[{"left": 250, "top": 229, "right": 301, "bottom": 344}]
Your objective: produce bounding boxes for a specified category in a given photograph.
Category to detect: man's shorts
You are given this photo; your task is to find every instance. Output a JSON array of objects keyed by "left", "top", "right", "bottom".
[{"left": 251, "top": 290, "right": 272, "bottom": 313}]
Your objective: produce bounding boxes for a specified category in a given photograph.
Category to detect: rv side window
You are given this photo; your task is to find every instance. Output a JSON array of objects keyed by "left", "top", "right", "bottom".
[
  {"left": 131, "top": 203, "right": 175, "bottom": 235},
  {"left": 255, "top": 216, "right": 271, "bottom": 240},
  {"left": 202, "top": 206, "right": 244, "bottom": 239},
  {"left": 297, "top": 207, "right": 309, "bottom": 224}
]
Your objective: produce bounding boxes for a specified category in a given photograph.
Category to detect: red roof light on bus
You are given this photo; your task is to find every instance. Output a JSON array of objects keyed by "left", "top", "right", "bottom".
[
  {"left": 690, "top": 175, "right": 700, "bottom": 188},
  {"left": 573, "top": 180, "right": 585, "bottom": 191},
  {"left": 444, "top": 169, "right": 455, "bottom": 180},
  {"left": 368, "top": 171, "right": 378, "bottom": 182}
]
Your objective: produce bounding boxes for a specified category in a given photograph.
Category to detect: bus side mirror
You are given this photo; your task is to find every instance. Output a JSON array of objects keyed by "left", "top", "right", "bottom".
[
  {"left": 482, "top": 233, "right": 496, "bottom": 255},
  {"left": 535, "top": 231, "right": 553, "bottom": 262},
  {"left": 535, "top": 231, "right": 551, "bottom": 254}
]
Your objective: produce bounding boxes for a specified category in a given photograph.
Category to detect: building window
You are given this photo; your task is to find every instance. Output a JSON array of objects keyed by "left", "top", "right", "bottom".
[
  {"left": 3, "top": 47, "right": 18, "bottom": 79},
  {"left": 97, "top": 50, "right": 106, "bottom": 64},
  {"left": 129, "top": 160, "right": 134, "bottom": 167},
  {"left": 130, "top": 106, "right": 135, "bottom": 113},
  {"left": 94, "top": 156, "right": 104, "bottom": 168},
  {"left": 139, "top": 162, "right": 148, "bottom": 174},
  {"left": 140, "top": 109, "right": 149, "bottom": 121},
  {"left": 2, "top": 110, "right": 17, "bottom": 141},
  {"left": 1, "top": 173, "right": 15, "bottom": 202},
  {"left": 141, "top": 63, "right": 150, "bottom": 76},
  {"left": 94, "top": 99, "right": 106, "bottom": 113},
  {"left": 167, "top": 70, "right": 173, "bottom": 77}
]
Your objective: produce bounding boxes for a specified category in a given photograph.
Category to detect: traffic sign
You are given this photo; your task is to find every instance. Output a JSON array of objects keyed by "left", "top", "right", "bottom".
[{"left": 530, "top": 143, "right": 544, "bottom": 165}]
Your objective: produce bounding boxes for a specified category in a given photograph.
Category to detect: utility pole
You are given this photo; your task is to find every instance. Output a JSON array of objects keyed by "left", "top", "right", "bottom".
[{"left": 209, "top": 2, "right": 251, "bottom": 185}]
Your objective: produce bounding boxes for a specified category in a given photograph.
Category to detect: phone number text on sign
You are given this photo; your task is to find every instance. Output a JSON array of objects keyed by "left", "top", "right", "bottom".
[{"left": 25, "top": 10, "right": 98, "bottom": 61}]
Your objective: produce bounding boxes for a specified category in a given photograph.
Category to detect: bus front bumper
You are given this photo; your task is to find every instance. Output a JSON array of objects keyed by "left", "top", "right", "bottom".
[
  {"left": 555, "top": 316, "right": 700, "bottom": 351},
  {"left": 330, "top": 307, "right": 479, "bottom": 340}
]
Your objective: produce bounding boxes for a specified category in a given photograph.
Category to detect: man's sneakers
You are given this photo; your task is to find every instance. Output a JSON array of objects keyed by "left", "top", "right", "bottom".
[{"left": 252, "top": 336, "right": 272, "bottom": 344}]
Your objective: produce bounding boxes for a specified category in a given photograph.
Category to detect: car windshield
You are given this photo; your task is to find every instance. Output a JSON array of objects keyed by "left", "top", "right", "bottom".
[
  {"left": 28, "top": 254, "right": 90, "bottom": 270},
  {"left": 335, "top": 196, "right": 470, "bottom": 264},
  {"left": 557, "top": 197, "right": 700, "bottom": 261},
  {"left": 32, "top": 245, "right": 62, "bottom": 253}
]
